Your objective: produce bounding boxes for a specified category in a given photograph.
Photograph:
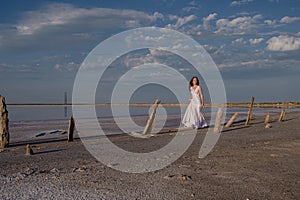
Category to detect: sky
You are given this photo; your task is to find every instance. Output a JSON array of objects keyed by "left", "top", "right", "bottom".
[{"left": 0, "top": 0, "right": 300, "bottom": 104}]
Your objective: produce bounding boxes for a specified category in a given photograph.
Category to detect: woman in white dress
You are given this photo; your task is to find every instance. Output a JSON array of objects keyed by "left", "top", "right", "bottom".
[{"left": 182, "top": 76, "right": 208, "bottom": 129}]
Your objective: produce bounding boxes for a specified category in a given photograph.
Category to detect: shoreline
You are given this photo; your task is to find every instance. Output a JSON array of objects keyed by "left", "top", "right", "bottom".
[
  {"left": 7, "top": 101, "right": 300, "bottom": 108},
  {"left": 8, "top": 108, "right": 299, "bottom": 143},
  {"left": 8, "top": 106, "right": 298, "bottom": 123}
]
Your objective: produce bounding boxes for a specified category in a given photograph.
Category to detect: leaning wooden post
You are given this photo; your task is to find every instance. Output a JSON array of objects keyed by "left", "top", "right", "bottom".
[
  {"left": 143, "top": 99, "right": 160, "bottom": 135},
  {"left": 278, "top": 103, "right": 286, "bottom": 122},
  {"left": 245, "top": 96, "right": 255, "bottom": 126},
  {"left": 0, "top": 96, "right": 9, "bottom": 148},
  {"left": 265, "top": 112, "right": 270, "bottom": 124},
  {"left": 225, "top": 112, "right": 238, "bottom": 128},
  {"left": 25, "top": 144, "right": 33, "bottom": 155},
  {"left": 214, "top": 107, "right": 223, "bottom": 133},
  {"left": 68, "top": 116, "right": 75, "bottom": 142}
]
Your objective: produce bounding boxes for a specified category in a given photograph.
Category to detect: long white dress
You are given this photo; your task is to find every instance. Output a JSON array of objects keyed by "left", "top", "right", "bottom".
[{"left": 182, "top": 85, "right": 208, "bottom": 129}]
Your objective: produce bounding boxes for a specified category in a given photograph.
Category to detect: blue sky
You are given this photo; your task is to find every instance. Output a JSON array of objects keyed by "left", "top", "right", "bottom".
[{"left": 0, "top": 0, "right": 300, "bottom": 103}]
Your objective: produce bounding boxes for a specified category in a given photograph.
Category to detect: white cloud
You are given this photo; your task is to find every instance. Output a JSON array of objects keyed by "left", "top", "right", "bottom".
[
  {"left": 264, "top": 19, "right": 277, "bottom": 26},
  {"left": 203, "top": 44, "right": 217, "bottom": 52},
  {"left": 54, "top": 64, "right": 61, "bottom": 70},
  {"left": 122, "top": 49, "right": 168, "bottom": 68},
  {"left": 280, "top": 16, "right": 300, "bottom": 24},
  {"left": 183, "top": 24, "right": 202, "bottom": 36},
  {"left": 182, "top": 1, "right": 202, "bottom": 13},
  {"left": 215, "top": 14, "right": 262, "bottom": 35},
  {"left": 168, "top": 14, "right": 178, "bottom": 21},
  {"left": 178, "top": 67, "right": 191, "bottom": 72},
  {"left": 166, "top": 14, "right": 197, "bottom": 29},
  {"left": 16, "top": 3, "right": 83, "bottom": 35},
  {"left": 189, "top": 0, "right": 198, "bottom": 6},
  {"left": 54, "top": 62, "right": 78, "bottom": 72},
  {"left": 230, "top": 0, "right": 253, "bottom": 7},
  {"left": 264, "top": 16, "right": 300, "bottom": 28},
  {"left": 217, "top": 59, "right": 274, "bottom": 69},
  {"left": 122, "top": 54, "right": 162, "bottom": 69},
  {"left": 182, "top": 6, "right": 196, "bottom": 13},
  {"left": 232, "top": 38, "right": 244, "bottom": 44},
  {"left": 153, "top": 12, "right": 164, "bottom": 20},
  {"left": 266, "top": 35, "right": 300, "bottom": 51},
  {"left": 249, "top": 38, "right": 264, "bottom": 45},
  {"left": 125, "top": 30, "right": 168, "bottom": 46},
  {"left": 0, "top": 3, "right": 167, "bottom": 55},
  {"left": 173, "top": 15, "right": 197, "bottom": 29},
  {"left": 203, "top": 13, "right": 217, "bottom": 30},
  {"left": 148, "top": 48, "right": 173, "bottom": 57},
  {"left": 15, "top": 3, "right": 162, "bottom": 35}
]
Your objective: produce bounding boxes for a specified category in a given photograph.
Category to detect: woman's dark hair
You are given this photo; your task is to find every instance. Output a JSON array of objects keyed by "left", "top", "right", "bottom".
[{"left": 189, "top": 76, "right": 199, "bottom": 89}]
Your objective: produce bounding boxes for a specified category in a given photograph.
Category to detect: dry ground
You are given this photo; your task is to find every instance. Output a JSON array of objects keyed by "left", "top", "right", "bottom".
[{"left": 0, "top": 113, "right": 299, "bottom": 199}]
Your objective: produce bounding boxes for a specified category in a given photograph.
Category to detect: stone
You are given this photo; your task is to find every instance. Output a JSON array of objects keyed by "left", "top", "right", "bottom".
[
  {"left": 265, "top": 123, "right": 272, "bottom": 129},
  {"left": 163, "top": 174, "right": 191, "bottom": 181},
  {"left": 72, "top": 167, "right": 86, "bottom": 172},
  {"left": 50, "top": 168, "right": 60, "bottom": 173},
  {"left": 177, "top": 174, "right": 192, "bottom": 181},
  {"left": 24, "top": 167, "right": 36, "bottom": 176}
]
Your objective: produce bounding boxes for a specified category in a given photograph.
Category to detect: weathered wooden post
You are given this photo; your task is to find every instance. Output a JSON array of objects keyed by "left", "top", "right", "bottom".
[
  {"left": 245, "top": 96, "right": 255, "bottom": 126},
  {"left": 265, "top": 112, "right": 270, "bottom": 124},
  {"left": 214, "top": 107, "right": 223, "bottom": 133},
  {"left": 225, "top": 112, "right": 238, "bottom": 128},
  {"left": 0, "top": 95, "right": 9, "bottom": 148},
  {"left": 278, "top": 103, "right": 286, "bottom": 122},
  {"left": 68, "top": 116, "right": 75, "bottom": 142},
  {"left": 25, "top": 144, "right": 33, "bottom": 155},
  {"left": 143, "top": 99, "right": 160, "bottom": 135},
  {"left": 264, "top": 111, "right": 272, "bottom": 128}
]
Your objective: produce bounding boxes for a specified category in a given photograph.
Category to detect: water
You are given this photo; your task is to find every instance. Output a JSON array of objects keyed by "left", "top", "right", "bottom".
[
  {"left": 6, "top": 105, "right": 250, "bottom": 121},
  {"left": 7, "top": 105, "right": 291, "bottom": 142},
  {"left": 7, "top": 105, "right": 181, "bottom": 122},
  {"left": 7, "top": 104, "right": 289, "bottom": 124},
  {"left": 8, "top": 106, "right": 73, "bottom": 122}
]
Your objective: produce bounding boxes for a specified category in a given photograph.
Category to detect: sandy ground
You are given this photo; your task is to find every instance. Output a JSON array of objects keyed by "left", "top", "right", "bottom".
[{"left": 0, "top": 112, "right": 299, "bottom": 199}]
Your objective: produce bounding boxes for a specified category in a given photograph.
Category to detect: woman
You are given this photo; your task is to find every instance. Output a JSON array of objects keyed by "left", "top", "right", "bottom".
[{"left": 182, "top": 76, "right": 208, "bottom": 129}]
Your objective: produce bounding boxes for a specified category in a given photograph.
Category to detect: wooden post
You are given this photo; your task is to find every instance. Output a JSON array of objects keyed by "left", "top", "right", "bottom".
[
  {"left": 214, "top": 107, "right": 223, "bottom": 133},
  {"left": 143, "top": 99, "right": 160, "bottom": 135},
  {"left": 245, "top": 96, "right": 255, "bottom": 126},
  {"left": 0, "top": 96, "right": 9, "bottom": 148},
  {"left": 68, "top": 116, "right": 75, "bottom": 142},
  {"left": 278, "top": 103, "right": 286, "bottom": 122},
  {"left": 265, "top": 112, "right": 270, "bottom": 124},
  {"left": 26, "top": 144, "right": 33, "bottom": 155},
  {"left": 225, "top": 112, "right": 238, "bottom": 128}
]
